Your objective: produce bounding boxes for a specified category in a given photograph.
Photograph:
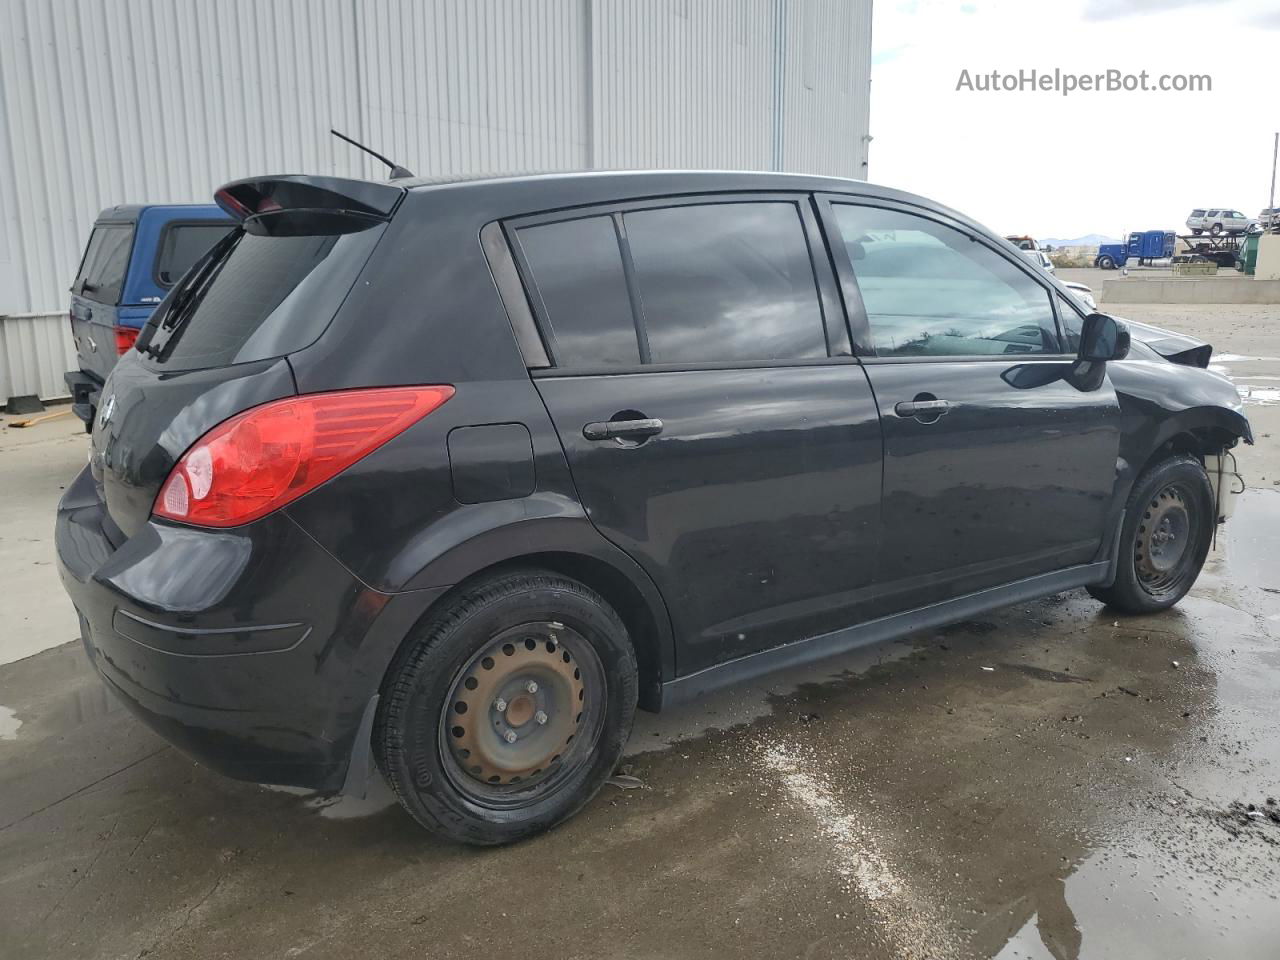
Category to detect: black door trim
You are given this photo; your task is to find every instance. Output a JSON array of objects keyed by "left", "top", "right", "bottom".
[{"left": 658, "top": 560, "right": 1110, "bottom": 708}]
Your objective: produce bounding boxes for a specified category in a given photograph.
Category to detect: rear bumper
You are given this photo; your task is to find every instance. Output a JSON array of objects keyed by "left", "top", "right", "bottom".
[
  {"left": 63, "top": 369, "right": 102, "bottom": 427},
  {"left": 54, "top": 465, "right": 448, "bottom": 791}
]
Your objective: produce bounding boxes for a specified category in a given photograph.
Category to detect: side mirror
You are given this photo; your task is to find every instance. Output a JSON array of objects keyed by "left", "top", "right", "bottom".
[{"left": 1078, "top": 313, "right": 1129, "bottom": 362}]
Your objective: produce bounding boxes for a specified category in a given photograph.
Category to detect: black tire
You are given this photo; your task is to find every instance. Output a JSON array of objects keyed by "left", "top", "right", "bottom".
[
  {"left": 1210, "top": 223, "right": 1223, "bottom": 236},
  {"left": 374, "top": 570, "right": 638, "bottom": 845},
  {"left": 1191, "top": 228, "right": 1202, "bottom": 235},
  {"left": 1087, "top": 455, "right": 1213, "bottom": 614},
  {"left": 1099, "top": 255, "right": 1115, "bottom": 270}
]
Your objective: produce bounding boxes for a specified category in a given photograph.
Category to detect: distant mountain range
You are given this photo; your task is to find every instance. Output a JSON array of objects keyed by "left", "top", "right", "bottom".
[{"left": 1039, "top": 233, "right": 1121, "bottom": 248}]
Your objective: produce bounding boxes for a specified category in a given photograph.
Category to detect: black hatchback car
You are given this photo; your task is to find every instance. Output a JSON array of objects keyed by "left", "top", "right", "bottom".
[{"left": 56, "top": 171, "right": 1251, "bottom": 845}]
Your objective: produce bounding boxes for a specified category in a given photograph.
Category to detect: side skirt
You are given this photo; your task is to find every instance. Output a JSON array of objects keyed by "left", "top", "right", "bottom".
[{"left": 658, "top": 562, "right": 1110, "bottom": 709}]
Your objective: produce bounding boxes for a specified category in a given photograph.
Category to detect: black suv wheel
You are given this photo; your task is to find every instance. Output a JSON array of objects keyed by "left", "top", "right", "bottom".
[
  {"left": 374, "top": 570, "right": 638, "bottom": 845},
  {"left": 1087, "top": 455, "right": 1213, "bottom": 614}
]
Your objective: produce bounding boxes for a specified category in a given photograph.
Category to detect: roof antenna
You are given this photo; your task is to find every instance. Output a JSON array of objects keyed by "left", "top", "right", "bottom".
[{"left": 330, "top": 128, "right": 414, "bottom": 180}]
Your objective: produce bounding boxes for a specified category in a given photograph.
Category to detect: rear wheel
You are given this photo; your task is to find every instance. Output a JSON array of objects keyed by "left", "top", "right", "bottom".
[
  {"left": 375, "top": 570, "right": 638, "bottom": 845},
  {"left": 1210, "top": 223, "right": 1223, "bottom": 235},
  {"left": 1087, "top": 455, "right": 1213, "bottom": 614}
]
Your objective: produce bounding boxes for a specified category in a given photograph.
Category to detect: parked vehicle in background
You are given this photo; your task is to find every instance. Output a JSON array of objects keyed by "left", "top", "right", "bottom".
[
  {"left": 1020, "top": 248, "right": 1056, "bottom": 275},
  {"left": 56, "top": 170, "right": 1251, "bottom": 846},
  {"left": 1258, "top": 208, "right": 1280, "bottom": 232},
  {"left": 1062, "top": 281, "right": 1097, "bottom": 311},
  {"left": 64, "top": 204, "right": 234, "bottom": 429},
  {"left": 1185, "top": 209, "right": 1208, "bottom": 234},
  {"left": 1004, "top": 235, "right": 1039, "bottom": 251},
  {"left": 1096, "top": 230, "right": 1176, "bottom": 269},
  {"left": 1192, "top": 209, "right": 1254, "bottom": 236}
]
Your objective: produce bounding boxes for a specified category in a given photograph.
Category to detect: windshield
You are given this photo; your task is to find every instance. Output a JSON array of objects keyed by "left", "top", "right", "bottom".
[{"left": 140, "top": 224, "right": 385, "bottom": 371}]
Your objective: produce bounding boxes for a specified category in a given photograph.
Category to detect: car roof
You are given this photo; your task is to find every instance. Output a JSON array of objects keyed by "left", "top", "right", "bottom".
[
  {"left": 402, "top": 168, "right": 924, "bottom": 204},
  {"left": 400, "top": 168, "right": 989, "bottom": 235}
]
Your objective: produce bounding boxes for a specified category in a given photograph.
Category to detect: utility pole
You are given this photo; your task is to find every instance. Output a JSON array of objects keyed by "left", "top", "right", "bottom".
[{"left": 1271, "top": 132, "right": 1278, "bottom": 214}]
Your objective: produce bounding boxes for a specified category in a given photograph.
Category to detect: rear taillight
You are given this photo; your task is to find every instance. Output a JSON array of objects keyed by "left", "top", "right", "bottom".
[
  {"left": 153, "top": 386, "right": 454, "bottom": 527},
  {"left": 114, "top": 325, "right": 140, "bottom": 355}
]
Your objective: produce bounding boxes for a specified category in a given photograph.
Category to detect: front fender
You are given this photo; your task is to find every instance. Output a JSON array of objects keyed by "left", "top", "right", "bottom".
[
  {"left": 1093, "top": 360, "right": 1251, "bottom": 583},
  {"left": 1109, "top": 360, "right": 1252, "bottom": 468}
]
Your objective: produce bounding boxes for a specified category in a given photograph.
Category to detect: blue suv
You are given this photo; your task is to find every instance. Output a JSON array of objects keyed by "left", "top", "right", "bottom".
[{"left": 64, "top": 204, "right": 232, "bottom": 427}]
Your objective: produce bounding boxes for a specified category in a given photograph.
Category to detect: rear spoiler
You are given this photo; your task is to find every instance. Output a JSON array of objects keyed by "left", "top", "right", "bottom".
[{"left": 214, "top": 175, "right": 406, "bottom": 236}]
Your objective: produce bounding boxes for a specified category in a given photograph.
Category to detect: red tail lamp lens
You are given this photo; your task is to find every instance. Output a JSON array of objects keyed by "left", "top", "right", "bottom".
[
  {"left": 154, "top": 386, "right": 454, "bottom": 527},
  {"left": 114, "top": 325, "right": 140, "bottom": 355}
]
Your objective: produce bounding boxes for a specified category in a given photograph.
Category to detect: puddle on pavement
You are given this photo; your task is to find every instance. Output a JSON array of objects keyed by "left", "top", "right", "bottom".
[
  {"left": 1235, "top": 384, "right": 1280, "bottom": 406},
  {"left": 0, "top": 704, "right": 20, "bottom": 740}
]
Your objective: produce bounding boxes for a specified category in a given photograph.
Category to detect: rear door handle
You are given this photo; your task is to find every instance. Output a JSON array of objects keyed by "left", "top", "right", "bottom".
[
  {"left": 894, "top": 399, "right": 951, "bottom": 419},
  {"left": 583, "top": 418, "right": 664, "bottom": 441}
]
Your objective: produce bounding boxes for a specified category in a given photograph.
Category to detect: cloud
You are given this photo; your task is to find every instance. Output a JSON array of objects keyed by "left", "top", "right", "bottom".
[
  {"left": 1250, "top": 8, "right": 1280, "bottom": 28},
  {"left": 873, "top": 44, "right": 912, "bottom": 65},
  {"left": 1081, "top": 0, "right": 1229, "bottom": 20}
]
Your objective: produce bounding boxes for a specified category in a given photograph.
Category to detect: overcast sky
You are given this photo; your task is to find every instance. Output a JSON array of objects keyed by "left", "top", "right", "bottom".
[{"left": 869, "top": 0, "right": 1279, "bottom": 241}]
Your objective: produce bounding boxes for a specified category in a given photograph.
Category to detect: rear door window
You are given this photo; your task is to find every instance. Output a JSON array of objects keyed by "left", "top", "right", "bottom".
[
  {"left": 831, "top": 204, "right": 1060, "bottom": 357},
  {"left": 73, "top": 224, "right": 134, "bottom": 304},
  {"left": 155, "top": 222, "right": 234, "bottom": 286},
  {"left": 515, "top": 217, "right": 641, "bottom": 367},
  {"left": 144, "top": 226, "right": 385, "bottom": 371},
  {"left": 623, "top": 202, "right": 827, "bottom": 364}
]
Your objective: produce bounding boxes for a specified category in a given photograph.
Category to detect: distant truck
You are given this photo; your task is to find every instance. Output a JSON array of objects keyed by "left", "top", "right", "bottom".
[
  {"left": 64, "top": 204, "right": 233, "bottom": 429},
  {"left": 1094, "top": 230, "right": 1176, "bottom": 269}
]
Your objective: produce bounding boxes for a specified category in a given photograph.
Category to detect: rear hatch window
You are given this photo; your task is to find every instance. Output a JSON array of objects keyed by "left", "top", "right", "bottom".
[
  {"left": 140, "top": 225, "right": 384, "bottom": 371},
  {"left": 73, "top": 224, "right": 134, "bottom": 304}
]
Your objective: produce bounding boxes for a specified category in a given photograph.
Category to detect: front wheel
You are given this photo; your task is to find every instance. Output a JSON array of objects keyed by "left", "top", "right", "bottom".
[
  {"left": 1210, "top": 223, "right": 1223, "bottom": 235},
  {"left": 374, "top": 570, "right": 638, "bottom": 845},
  {"left": 1098, "top": 255, "right": 1116, "bottom": 270},
  {"left": 1087, "top": 455, "right": 1214, "bottom": 614}
]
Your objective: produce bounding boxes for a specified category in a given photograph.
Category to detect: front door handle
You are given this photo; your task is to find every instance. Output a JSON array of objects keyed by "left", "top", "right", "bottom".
[
  {"left": 894, "top": 399, "right": 951, "bottom": 420},
  {"left": 583, "top": 417, "right": 664, "bottom": 442}
]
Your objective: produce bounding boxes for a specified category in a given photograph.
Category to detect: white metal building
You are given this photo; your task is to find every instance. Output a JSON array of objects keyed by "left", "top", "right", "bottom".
[{"left": 0, "top": 0, "right": 873, "bottom": 402}]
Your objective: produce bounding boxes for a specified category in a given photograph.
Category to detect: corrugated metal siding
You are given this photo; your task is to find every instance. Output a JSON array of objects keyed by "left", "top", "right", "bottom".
[
  {"left": 0, "top": 0, "right": 871, "bottom": 399},
  {"left": 778, "top": 0, "right": 873, "bottom": 178},
  {"left": 0, "top": 313, "right": 76, "bottom": 402}
]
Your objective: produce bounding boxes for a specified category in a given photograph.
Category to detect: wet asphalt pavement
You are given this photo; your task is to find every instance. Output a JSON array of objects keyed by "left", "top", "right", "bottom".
[{"left": 2, "top": 285, "right": 1279, "bottom": 959}]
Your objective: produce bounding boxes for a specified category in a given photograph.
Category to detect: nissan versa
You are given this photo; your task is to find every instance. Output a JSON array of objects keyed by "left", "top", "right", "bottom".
[{"left": 55, "top": 170, "right": 1251, "bottom": 845}]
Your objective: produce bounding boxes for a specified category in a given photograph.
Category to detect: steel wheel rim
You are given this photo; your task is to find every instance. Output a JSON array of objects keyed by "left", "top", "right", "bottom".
[
  {"left": 1134, "top": 482, "right": 1199, "bottom": 595},
  {"left": 438, "top": 620, "right": 605, "bottom": 809}
]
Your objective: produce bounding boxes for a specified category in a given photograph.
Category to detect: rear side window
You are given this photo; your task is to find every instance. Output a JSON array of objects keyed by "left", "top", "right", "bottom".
[
  {"left": 73, "top": 224, "right": 134, "bottom": 304},
  {"left": 516, "top": 217, "right": 641, "bottom": 366},
  {"left": 155, "top": 222, "right": 234, "bottom": 286},
  {"left": 832, "top": 204, "right": 1059, "bottom": 357},
  {"left": 623, "top": 202, "right": 826, "bottom": 364},
  {"left": 1191, "top": 209, "right": 1205, "bottom": 217},
  {"left": 144, "top": 226, "right": 385, "bottom": 371}
]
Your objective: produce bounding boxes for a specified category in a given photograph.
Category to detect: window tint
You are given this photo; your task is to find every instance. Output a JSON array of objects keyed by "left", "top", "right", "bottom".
[
  {"left": 156, "top": 223, "right": 234, "bottom": 286},
  {"left": 74, "top": 224, "right": 134, "bottom": 304},
  {"left": 623, "top": 202, "right": 827, "bottom": 364},
  {"left": 1191, "top": 209, "right": 1205, "bottom": 216},
  {"left": 517, "top": 217, "right": 640, "bottom": 366},
  {"left": 832, "top": 204, "right": 1059, "bottom": 357},
  {"left": 147, "top": 226, "right": 384, "bottom": 371}
]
